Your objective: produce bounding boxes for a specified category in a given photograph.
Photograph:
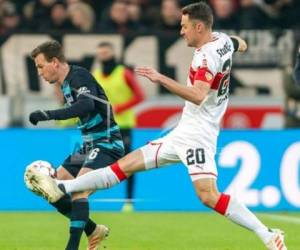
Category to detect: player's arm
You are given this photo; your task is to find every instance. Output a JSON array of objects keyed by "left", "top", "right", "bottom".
[
  {"left": 293, "top": 46, "right": 300, "bottom": 86},
  {"left": 135, "top": 67, "right": 210, "bottom": 105},
  {"left": 47, "top": 93, "right": 94, "bottom": 120},
  {"left": 29, "top": 77, "right": 95, "bottom": 125},
  {"left": 29, "top": 92, "right": 95, "bottom": 125},
  {"left": 230, "top": 35, "right": 247, "bottom": 52}
]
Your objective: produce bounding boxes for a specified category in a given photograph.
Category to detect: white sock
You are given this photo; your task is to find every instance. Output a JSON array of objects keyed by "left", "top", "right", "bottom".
[
  {"left": 56, "top": 167, "right": 120, "bottom": 193},
  {"left": 225, "top": 196, "right": 273, "bottom": 244}
]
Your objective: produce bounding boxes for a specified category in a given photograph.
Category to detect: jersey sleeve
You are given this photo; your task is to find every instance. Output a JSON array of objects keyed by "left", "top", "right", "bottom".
[
  {"left": 193, "top": 51, "right": 218, "bottom": 85},
  {"left": 46, "top": 71, "right": 96, "bottom": 120},
  {"left": 230, "top": 37, "right": 239, "bottom": 52}
]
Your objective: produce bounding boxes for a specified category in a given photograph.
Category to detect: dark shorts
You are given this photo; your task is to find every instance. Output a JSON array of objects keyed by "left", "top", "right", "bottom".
[{"left": 62, "top": 144, "right": 124, "bottom": 178}]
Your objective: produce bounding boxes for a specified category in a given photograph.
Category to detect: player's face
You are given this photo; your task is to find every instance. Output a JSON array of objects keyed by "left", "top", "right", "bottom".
[
  {"left": 96, "top": 46, "right": 114, "bottom": 62},
  {"left": 34, "top": 53, "right": 59, "bottom": 84},
  {"left": 180, "top": 14, "right": 200, "bottom": 47}
]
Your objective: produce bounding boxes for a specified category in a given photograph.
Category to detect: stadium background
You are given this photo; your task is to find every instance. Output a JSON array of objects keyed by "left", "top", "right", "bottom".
[{"left": 1, "top": 0, "right": 300, "bottom": 249}]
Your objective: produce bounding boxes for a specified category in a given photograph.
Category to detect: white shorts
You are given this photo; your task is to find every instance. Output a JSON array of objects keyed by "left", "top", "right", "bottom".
[{"left": 140, "top": 134, "right": 218, "bottom": 182}]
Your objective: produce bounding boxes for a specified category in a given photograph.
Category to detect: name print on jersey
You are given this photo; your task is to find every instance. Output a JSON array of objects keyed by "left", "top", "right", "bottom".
[{"left": 216, "top": 42, "right": 232, "bottom": 58}]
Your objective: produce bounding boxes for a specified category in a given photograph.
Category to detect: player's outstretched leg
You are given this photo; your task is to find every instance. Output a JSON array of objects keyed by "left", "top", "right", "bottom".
[
  {"left": 25, "top": 166, "right": 64, "bottom": 202},
  {"left": 27, "top": 148, "right": 149, "bottom": 199},
  {"left": 57, "top": 162, "right": 127, "bottom": 193},
  {"left": 193, "top": 179, "right": 287, "bottom": 250},
  {"left": 26, "top": 162, "right": 127, "bottom": 202}
]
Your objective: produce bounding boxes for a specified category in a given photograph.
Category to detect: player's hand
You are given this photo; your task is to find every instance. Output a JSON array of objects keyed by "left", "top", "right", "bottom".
[
  {"left": 29, "top": 110, "right": 51, "bottom": 125},
  {"left": 135, "top": 66, "right": 162, "bottom": 83}
]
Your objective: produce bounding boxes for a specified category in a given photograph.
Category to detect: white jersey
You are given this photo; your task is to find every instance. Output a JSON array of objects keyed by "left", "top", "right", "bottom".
[{"left": 170, "top": 32, "right": 235, "bottom": 151}]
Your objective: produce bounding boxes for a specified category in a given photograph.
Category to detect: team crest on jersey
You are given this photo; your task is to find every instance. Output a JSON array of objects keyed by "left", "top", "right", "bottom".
[{"left": 205, "top": 72, "right": 213, "bottom": 81}]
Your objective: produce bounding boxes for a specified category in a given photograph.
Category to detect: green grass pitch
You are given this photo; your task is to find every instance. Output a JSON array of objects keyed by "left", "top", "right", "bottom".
[{"left": 0, "top": 212, "right": 299, "bottom": 250}]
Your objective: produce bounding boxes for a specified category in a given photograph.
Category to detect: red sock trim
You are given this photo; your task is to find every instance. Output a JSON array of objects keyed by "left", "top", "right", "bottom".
[
  {"left": 110, "top": 162, "right": 127, "bottom": 181},
  {"left": 214, "top": 193, "right": 230, "bottom": 215}
]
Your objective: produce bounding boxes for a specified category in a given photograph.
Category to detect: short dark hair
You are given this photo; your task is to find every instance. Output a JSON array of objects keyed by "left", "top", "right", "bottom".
[
  {"left": 182, "top": 2, "right": 213, "bottom": 28},
  {"left": 30, "top": 40, "right": 66, "bottom": 62},
  {"left": 97, "top": 42, "right": 114, "bottom": 49}
]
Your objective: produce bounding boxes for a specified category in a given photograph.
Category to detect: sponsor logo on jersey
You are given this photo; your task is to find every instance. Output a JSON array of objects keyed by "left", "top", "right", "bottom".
[
  {"left": 77, "top": 86, "right": 90, "bottom": 96},
  {"left": 195, "top": 164, "right": 204, "bottom": 170}
]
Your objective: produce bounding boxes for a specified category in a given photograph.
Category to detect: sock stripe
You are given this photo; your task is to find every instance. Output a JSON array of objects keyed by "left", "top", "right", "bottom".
[
  {"left": 110, "top": 162, "right": 127, "bottom": 181},
  {"left": 71, "top": 220, "right": 86, "bottom": 228},
  {"left": 214, "top": 193, "right": 230, "bottom": 215}
]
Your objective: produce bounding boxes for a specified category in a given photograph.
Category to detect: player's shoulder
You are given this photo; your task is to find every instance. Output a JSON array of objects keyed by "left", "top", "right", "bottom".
[
  {"left": 202, "top": 32, "right": 233, "bottom": 54},
  {"left": 192, "top": 32, "right": 234, "bottom": 72},
  {"left": 195, "top": 33, "right": 233, "bottom": 60},
  {"left": 192, "top": 33, "right": 220, "bottom": 66},
  {"left": 70, "top": 65, "right": 91, "bottom": 77},
  {"left": 68, "top": 65, "right": 94, "bottom": 85}
]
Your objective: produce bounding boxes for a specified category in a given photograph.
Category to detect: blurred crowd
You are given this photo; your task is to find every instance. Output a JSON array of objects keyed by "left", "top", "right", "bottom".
[{"left": 0, "top": 0, "right": 300, "bottom": 39}]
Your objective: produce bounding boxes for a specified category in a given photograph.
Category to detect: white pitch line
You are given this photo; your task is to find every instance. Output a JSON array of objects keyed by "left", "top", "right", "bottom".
[
  {"left": 259, "top": 213, "right": 300, "bottom": 224},
  {"left": 90, "top": 198, "right": 156, "bottom": 203}
]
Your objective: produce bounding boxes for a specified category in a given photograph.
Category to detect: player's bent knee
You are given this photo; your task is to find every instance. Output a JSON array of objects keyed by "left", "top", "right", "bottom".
[{"left": 140, "top": 143, "right": 165, "bottom": 169}]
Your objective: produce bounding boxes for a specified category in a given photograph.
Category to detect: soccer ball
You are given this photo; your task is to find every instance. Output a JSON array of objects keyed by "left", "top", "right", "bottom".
[
  {"left": 28, "top": 160, "right": 56, "bottom": 178},
  {"left": 24, "top": 160, "right": 56, "bottom": 196}
]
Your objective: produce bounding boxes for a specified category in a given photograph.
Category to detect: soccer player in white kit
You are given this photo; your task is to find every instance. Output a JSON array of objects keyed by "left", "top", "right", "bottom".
[{"left": 27, "top": 2, "right": 287, "bottom": 250}]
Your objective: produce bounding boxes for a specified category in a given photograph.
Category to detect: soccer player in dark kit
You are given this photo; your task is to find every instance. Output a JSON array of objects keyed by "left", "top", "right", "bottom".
[{"left": 25, "top": 40, "right": 124, "bottom": 250}]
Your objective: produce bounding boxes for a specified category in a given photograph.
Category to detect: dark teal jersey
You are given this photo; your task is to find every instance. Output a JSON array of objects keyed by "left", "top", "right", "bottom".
[{"left": 49, "top": 65, "right": 124, "bottom": 153}]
